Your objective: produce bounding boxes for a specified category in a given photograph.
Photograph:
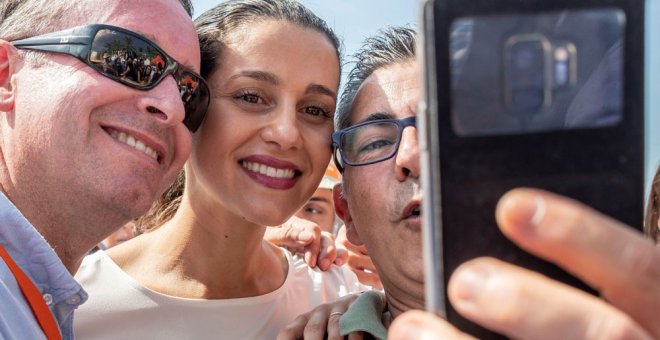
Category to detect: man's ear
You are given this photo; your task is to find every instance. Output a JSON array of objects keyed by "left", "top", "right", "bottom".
[
  {"left": 333, "top": 183, "right": 364, "bottom": 246},
  {"left": 0, "top": 40, "right": 17, "bottom": 112}
]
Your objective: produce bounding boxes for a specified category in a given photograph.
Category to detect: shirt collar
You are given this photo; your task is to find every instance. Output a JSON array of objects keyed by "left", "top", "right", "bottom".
[{"left": 0, "top": 192, "right": 87, "bottom": 311}]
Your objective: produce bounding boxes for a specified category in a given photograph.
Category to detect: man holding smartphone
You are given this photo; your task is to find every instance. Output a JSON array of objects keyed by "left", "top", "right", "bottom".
[{"left": 0, "top": 0, "right": 207, "bottom": 338}]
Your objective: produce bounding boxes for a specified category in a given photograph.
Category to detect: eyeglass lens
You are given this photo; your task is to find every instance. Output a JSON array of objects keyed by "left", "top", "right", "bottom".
[
  {"left": 341, "top": 122, "right": 400, "bottom": 165},
  {"left": 89, "top": 28, "right": 208, "bottom": 132}
]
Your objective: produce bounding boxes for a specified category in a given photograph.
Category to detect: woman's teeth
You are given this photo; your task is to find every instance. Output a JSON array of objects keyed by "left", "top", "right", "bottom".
[{"left": 241, "top": 161, "right": 295, "bottom": 179}]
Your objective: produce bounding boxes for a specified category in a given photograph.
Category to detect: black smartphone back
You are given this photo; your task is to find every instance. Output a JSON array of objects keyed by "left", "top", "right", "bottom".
[{"left": 419, "top": 0, "right": 645, "bottom": 338}]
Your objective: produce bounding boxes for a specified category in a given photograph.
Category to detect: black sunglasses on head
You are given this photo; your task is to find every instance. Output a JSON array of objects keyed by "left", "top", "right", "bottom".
[{"left": 11, "top": 24, "right": 210, "bottom": 132}]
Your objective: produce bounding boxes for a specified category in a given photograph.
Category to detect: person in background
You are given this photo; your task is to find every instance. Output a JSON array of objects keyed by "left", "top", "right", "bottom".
[
  {"left": 0, "top": 0, "right": 202, "bottom": 339},
  {"left": 273, "top": 161, "right": 383, "bottom": 288},
  {"left": 266, "top": 162, "right": 348, "bottom": 271},
  {"left": 295, "top": 162, "right": 342, "bottom": 234},
  {"left": 74, "top": 1, "right": 366, "bottom": 339}
]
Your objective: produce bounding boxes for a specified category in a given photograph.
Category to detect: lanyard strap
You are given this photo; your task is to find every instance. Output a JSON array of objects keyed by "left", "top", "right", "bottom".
[{"left": 0, "top": 244, "right": 62, "bottom": 340}]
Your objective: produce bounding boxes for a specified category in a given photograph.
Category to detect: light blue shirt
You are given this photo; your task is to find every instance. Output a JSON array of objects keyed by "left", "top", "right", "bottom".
[{"left": 0, "top": 193, "right": 87, "bottom": 339}]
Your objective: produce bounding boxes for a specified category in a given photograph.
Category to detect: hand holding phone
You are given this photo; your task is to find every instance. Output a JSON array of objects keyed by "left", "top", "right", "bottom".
[
  {"left": 419, "top": 0, "right": 645, "bottom": 337},
  {"left": 390, "top": 188, "right": 660, "bottom": 339}
]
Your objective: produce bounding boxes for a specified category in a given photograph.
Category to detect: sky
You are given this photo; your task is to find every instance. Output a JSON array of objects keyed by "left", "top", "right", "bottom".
[{"left": 190, "top": 0, "right": 659, "bottom": 193}]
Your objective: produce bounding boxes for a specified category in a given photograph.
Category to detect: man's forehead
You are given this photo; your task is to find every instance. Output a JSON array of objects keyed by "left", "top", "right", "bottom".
[
  {"left": 86, "top": 0, "right": 199, "bottom": 70},
  {"left": 350, "top": 61, "right": 420, "bottom": 124}
]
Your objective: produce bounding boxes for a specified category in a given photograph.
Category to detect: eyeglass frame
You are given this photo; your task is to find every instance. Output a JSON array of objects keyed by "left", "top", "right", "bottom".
[
  {"left": 332, "top": 115, "right": 417, "bottom": 172},
  {"left": 10, "top": 23, "right": 210, "bottom": 132}
]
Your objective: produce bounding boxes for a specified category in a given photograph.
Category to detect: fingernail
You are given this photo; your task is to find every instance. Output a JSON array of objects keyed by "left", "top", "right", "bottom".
[
  {"left": 298, "top": 231, "right": 313, "bottom": 241},
  {"left": 304, "top": 252, "right": 315, "bottom": 267},
  {"left": 499, "top": 191, "right": 546, "bottom": 230},
  {"left": 530, "top": 196, "right": 546, "bottom": 226},
  {"left": 319, "top": 259, "right": 330, "bottom": 269},
  {"left": 451, "top": 265, "right": 490, "bottom": 307}
]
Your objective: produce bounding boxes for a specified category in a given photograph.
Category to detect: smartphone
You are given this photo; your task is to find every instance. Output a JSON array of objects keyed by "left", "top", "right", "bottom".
[{"left": 419, "top": 0, "right": 645, "bottom": 338}]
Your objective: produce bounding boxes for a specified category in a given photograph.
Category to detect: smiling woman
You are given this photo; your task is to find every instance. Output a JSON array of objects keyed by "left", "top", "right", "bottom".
[{"left": 72, "top": 1, "right": 366, "bottom": 339}]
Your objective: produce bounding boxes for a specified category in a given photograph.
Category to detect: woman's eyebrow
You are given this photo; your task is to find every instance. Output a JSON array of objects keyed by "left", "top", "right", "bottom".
[
  {"left": 229, "top": 70, "right": 279, "bottom": 84},
  {"left": 306, "top": 84, "right": 337, "bottom": 99}
]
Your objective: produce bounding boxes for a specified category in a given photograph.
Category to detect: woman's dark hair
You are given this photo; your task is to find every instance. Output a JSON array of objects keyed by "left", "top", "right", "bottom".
[
  {"left": 195, "top": 0, "right": 342, "bottom": 80},
  {"left": 137, "top": 0, "right": 341, "bottom": 232}
]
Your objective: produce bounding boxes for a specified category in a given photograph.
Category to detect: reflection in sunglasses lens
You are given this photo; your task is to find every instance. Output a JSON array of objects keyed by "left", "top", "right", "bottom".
[
  {"left": 88, "top": 28, "right": 208, "bottom": 132},
  {"left": 91, "top": 29, "right": 166, "bottom": 87}
]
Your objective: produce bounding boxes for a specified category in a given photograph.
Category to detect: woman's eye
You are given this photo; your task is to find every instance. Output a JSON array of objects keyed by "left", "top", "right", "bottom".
[
  {"left": 240, "top": 93, "right": 261, "bottom": 104},
  {"left": 303, "top": 106, "right": 330, "bottom": 118}
]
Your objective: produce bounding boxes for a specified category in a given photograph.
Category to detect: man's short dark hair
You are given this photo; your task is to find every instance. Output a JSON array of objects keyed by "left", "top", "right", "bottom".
[{"left": 336, "top": 26, "right": 416, "bottom": 131}]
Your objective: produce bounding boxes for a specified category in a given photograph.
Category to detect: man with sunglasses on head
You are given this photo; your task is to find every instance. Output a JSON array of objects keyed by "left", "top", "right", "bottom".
[{"left": 0, "top": 1, "right": 209, "bottom": 339}]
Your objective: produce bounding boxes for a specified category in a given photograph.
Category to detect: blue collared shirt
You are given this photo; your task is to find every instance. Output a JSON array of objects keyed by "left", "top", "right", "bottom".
[{"left": 0, "top": 193, "right": 87, "bottom": 339}]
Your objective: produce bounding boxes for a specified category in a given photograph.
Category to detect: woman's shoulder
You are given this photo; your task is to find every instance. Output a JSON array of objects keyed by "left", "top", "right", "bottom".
[{"left": 75, "top": 249, "right": 133, "bottom": 288}]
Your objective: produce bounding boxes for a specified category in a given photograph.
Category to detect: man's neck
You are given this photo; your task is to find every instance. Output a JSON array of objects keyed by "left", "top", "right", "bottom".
[
  {"left": 37, "top": 225, "right": 89, "bottom": 274},
  {"left": 0, "top": 187, "right": 90, "bottom": 273},
  {"left": 385, "top": 285, "right": 425, "bottom": 320}
]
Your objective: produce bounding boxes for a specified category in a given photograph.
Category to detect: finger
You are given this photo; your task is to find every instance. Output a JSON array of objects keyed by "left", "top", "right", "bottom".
[
  {"left": 283, "top": 216, "right": 317, "bottom": 246},
  {"left": 351, "top": 268, "right": 381, "bottom": 288},
  {"left": 388, "top": 310, "right": 474, "bottom": 340},
  {"left": 326, "top": 311, "right": 344, "bottom": 340},
  {"left": 496, "top": 188, "right": 660, "bottom": 336},
  {"left": 276, "top": 313, "right": 310, "bottom": 340},
  {"left": 356, "top": 244, "right": 370, "bottom": 256},
  {"left": 286, "top": 246, "right": 305, "bottom": 255},
  {"left": 360, "top": 271, "right": 383, "bottom": 290},
  {"left": 448, "top": 258, "right": 653, "bottom": 340},
  {"left": 334, "top": 247, "right": 348, "bottom": 266},
  {"left": 265, "top": 225, "right": 314, "bottom": 248},
  {"left": 317, "top": 232, "right": 337, "bottom": 271},
  {"left": 304, "top": 225, "right": 322, "bottom": 268},
  {"left": 284, "top": 225, "right": 314, "bottom": 247},
  {"left": 339, "top": 235, "right": 362, "bottom": 254},
  {"left": 346, "top": 251, "right": 373, "bottom": 270},
  {"left": 303, "top": 308, "right": 331, "bottom": 340},
  {"left": 347, "top": 331, "right": 364, "bottom": 340},
  {"left": 346, "top": 252, "right": 377, "bottom": 273}
]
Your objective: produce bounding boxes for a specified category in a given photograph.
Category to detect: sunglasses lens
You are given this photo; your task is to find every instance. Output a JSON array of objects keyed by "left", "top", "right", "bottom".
[
  {"left": 88, "top": 28, "right": 209, "bottom": 132},
  {"left": 89, "top": 29, "right": 167, "bottom": 88},
  {"left": 177, "top": 71, "right": 210, "bottom": 133}
]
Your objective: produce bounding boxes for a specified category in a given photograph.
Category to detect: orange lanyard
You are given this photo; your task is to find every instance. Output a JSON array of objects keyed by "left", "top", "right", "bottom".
[{"left": 0, "top": 244, "right": 62, "bottom": 340}]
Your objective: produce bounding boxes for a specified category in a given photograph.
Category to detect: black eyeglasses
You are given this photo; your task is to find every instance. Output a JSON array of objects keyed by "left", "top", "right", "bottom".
[
  {"left": 332, "top": 116, "right": 416, "bottom": 171},
  {"left": 11, "top": 24, "right": 210, "bottom": 133}
]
